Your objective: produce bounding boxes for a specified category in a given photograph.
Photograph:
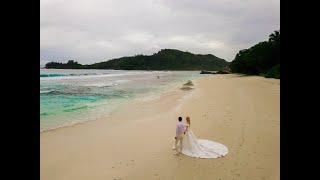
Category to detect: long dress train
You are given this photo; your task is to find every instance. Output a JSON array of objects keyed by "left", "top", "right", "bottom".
[{"left": 181, "top": 126, "right": 228, "bottom": 158}]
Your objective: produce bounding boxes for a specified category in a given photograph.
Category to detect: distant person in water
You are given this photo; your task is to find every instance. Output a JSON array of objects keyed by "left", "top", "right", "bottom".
[{"left": 157, "top": 76, "right": 160, "bottom": 79}]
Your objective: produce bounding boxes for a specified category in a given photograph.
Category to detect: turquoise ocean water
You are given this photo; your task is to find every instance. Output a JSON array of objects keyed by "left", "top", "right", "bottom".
[{"left": 40, "top": 69, "right": 204, "bottom": 132}]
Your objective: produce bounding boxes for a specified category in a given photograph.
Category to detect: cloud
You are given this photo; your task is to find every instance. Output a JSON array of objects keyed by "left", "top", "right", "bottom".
[{"left": 40, "top": 0, "right": 280, "bottom": 64}]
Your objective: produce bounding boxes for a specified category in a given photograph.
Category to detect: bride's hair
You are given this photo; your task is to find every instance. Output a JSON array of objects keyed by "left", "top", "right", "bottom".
[{"left": 186, "top": 116, "right": 191, "bottom": 125}]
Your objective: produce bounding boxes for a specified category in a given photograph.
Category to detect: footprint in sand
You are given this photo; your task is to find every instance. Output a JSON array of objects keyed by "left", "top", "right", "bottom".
[
  {"left": 152, "top": 153, "right": 161, "bottom": 160},
  {"left": 231, "top": 168, "right": 239, "bottom": 173},
  {"left": 125, "top": 160, "right": 136, "bottom": 167},
  {"left": 233, "top": 173, "right": 241, "bottom": 178}
]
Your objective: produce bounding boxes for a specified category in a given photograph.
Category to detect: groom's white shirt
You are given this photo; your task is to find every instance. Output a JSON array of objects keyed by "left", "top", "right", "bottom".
[{"left": 176, "top": 121, "right": 186, "bottom": 137}]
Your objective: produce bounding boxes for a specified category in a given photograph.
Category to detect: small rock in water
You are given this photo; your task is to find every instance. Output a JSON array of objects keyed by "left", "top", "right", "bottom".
[
  {"left": 183, "top": 80, "right": 194, "bottom": 86},
  {"left": 180, "top": 86, "right": 193, "bottom": 91}
]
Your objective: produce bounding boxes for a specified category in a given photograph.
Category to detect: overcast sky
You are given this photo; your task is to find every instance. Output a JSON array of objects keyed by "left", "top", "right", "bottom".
[{"left": 40, "top": 0, "right": 280, "bottom": 65}]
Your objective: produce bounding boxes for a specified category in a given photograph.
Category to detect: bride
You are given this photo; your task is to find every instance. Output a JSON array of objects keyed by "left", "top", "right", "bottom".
[{"left": 181, "top": 116, "right": 228, "bottom": 158}]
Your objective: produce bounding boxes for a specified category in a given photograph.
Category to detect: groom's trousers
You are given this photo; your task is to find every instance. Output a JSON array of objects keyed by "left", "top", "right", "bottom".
[{"left": 175, "top": 135, "right": 184, "bottom": 153}]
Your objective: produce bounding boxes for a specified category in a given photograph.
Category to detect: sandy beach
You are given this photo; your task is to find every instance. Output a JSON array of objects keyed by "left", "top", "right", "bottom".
[{"left": 40, "top": 74, "right": 280, "bottom": 180}]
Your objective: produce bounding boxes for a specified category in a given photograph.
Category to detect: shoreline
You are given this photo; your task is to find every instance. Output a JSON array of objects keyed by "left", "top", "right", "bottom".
[
  {"left": 40, "top": 77, "right": 196, "bottom": 133},
  {"left": 41, "top": 74, "right": 280, "bottom": 180}
]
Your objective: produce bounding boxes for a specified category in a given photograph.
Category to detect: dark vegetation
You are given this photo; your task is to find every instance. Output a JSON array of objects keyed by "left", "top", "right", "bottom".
[
  {"left": 229, "top": 31, "right": 280, "bottom": 79},
  {"left": 45, "top": 31, "right": 280, "bottom": 79},
  {"left": 45, "top": 49, "right": 229, "bottom": 71}
]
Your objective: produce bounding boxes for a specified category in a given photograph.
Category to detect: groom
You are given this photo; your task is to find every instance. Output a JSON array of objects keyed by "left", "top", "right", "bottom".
[{"left": 173, "top": 116, "right": 186, "bottom": 155}]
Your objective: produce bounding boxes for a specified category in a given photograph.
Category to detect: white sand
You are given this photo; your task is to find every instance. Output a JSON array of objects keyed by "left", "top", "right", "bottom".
[{"left": 41, "top": 74, "right": 280, "bottom": 180}]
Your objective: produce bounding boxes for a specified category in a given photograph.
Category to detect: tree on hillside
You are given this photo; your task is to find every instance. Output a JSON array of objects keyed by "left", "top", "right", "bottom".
[{"left": 269, "top": 30, "right": 280, "bottom": 43}]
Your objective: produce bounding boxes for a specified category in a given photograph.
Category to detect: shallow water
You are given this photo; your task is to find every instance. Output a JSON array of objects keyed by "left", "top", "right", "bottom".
[{"left": 40, "top": 69, "right": 205, "bottom": 132}]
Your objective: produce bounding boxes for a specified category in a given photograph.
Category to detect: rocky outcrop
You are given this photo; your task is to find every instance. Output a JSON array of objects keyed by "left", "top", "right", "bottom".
[
  {"left": 216, "top": 70, "right": 231, "bottom": 74},
  {"left": 200, "top": 70, "right": 217, "bottom": 74},
  {"left": 181, "top": 80, "right": 194, "bottom": 91},
  {"left": 200, "top": 70, "right": 230, "bottom": 74}
]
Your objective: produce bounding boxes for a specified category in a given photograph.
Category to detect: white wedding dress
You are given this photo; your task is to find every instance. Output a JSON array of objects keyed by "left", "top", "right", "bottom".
[{"left": 181, "top": 125, "right": 228, "bottom": 158}]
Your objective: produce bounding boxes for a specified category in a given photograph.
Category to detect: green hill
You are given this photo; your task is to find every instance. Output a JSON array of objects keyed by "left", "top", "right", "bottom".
[{"left": 45, "top": 49, "right": 229, "bottom": 71}]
